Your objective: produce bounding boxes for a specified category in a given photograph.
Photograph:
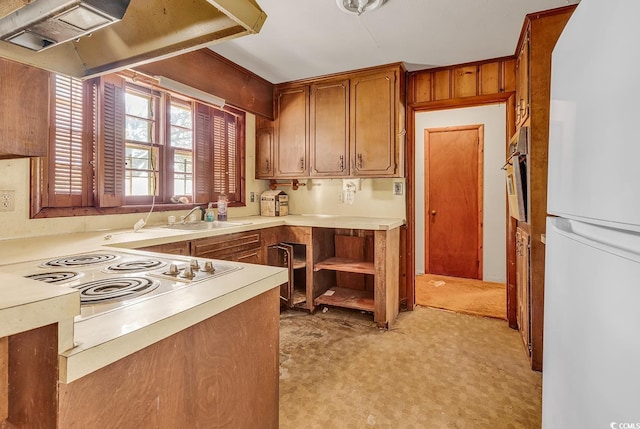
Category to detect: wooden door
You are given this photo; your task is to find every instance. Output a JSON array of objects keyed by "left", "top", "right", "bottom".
[
  {"left": 275, "top": 86, "right": 308, "bottom": 177},
  {"left": 310, "top": 79, "right": 349, "bottom": 176},
  {"left": 350, "top": 70, "right": 397, "bottom": 176},
  {"left": 424, "top": 125, "right": 483, "bottom": 279}
]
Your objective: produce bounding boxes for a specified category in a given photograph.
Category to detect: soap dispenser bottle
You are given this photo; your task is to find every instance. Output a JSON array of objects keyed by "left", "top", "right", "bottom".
[
  {"left": 217, "top": 194, "right": 228, "bottom": 221},
  {"left": 205, "top": 202, "right": 215, "bottom": 222}
]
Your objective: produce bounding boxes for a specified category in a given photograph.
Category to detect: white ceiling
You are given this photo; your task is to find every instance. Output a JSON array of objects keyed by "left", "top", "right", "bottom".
[{"left": 210, "top": 0, "right": 580, "bottom": 84}]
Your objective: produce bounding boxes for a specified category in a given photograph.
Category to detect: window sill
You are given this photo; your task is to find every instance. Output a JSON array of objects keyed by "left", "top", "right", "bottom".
[{"left": 31, "top": 201, "right": 246, "bottom": 219}]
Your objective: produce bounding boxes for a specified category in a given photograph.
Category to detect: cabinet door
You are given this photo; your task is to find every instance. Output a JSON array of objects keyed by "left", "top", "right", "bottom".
[
  {"left": 515, "top": 29, "right": 530, "bottom": 128},
  {"left": 275, "top": 86, "right": 308, "bottom": 177},
  {"left": 310, "top": 79, "right": 349, "bottom": 177},
  {"left": 256, "top": 122, "right": 274, "bottom": 179},
  {"left": 516, "top": 227, "right": 531, "bottom": 355},
  {"left": 0, "top": 59, "right": 50, "bottom": 158},
  {"left": 350, "top": 71, "right": 397, "bottom": 177}
]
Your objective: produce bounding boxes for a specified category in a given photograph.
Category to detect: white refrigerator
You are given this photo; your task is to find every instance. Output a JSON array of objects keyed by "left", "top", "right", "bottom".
[{"left": 543, "top": 0, "right": 640, "bottom": 427}]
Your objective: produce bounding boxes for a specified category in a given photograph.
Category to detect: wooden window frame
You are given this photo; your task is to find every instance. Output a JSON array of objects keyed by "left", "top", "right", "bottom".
[{"left": 30, "top": 73, "right": 246, "bottom": 219}]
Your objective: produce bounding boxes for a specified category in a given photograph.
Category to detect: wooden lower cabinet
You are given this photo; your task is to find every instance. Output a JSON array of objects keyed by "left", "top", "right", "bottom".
[
  {"left": 516, "top": 227, "right": 531, "bottom": 356},
  {"left": 138, "top": 231, "right": 262, "bottom": 263},
  {"left": 59, "top": 288, "right": 279, "bottom": 429},
  {"left": 312, "top": 227, "right": 400, "bottom": 328},
  {"left": 137, "top": 225, "right": 400, "bottom": 328}
]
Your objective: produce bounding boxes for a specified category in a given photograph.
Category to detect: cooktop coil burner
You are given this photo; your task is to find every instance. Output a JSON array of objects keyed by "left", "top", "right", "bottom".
[
  {"left": 41, "top": 253, "right": 118, "bottom": 268},
  {"left": 25, "top": 271, "right": 81, "bottom": 284},
  {"left": 103, "top": 259, "right": 167, "bottom": 273},
  {"left": 73, "top": 277, "right": 160, "bottom": 304}
]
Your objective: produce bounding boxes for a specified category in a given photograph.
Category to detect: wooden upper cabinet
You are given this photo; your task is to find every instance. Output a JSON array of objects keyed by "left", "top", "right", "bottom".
[
  {"left": 350, "top": 70, "right": 397, "bottom": 177},
  {"left": 515, "top": 27, "right": 530, "bottom": 128},
  {"left": 256, "top": 117, "right": 275, "bottom": 179},
  {"left": 264, "top": 63, "right": 405, "bottom": 180},
  {"left": 0, "top": 58, "right": 50, "bottom": 159},
  {"left": 310, "top": 79, "right": 349, "bottom": 177},
  {"left": 274, "top": 86, "right": 309, "bottom": 177}
]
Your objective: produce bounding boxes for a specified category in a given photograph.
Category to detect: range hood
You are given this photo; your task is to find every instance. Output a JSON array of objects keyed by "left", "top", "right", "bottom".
[
  {"left": 0, "top": 0, "right": 131, "bottom": 52},
  {"left": 0, "top": 0, "right": 266, "bottom": 79}
]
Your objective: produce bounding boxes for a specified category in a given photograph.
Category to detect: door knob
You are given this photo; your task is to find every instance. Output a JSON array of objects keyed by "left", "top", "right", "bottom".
[{"left": 431, "top": 210, "right": 436, "bottom": 215}]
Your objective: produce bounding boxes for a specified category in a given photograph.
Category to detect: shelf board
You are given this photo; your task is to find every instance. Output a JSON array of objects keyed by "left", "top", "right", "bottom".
[
  {"left": 313, "top": 257, "right": 375, "bottom": 275},
  {"left": 292, "top": 289, "right": 306, "bottom": 305},
  {"left": 313, "top": 287, "right": 374, "bottom": 313},
  {"left": 292, "top": 256, "right": 306, "bottom": 270}
]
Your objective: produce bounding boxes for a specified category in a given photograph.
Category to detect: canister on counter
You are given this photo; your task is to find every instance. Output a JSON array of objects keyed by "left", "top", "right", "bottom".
[{"left": 260, "top": 190, "right": 288, "bottom": 216}]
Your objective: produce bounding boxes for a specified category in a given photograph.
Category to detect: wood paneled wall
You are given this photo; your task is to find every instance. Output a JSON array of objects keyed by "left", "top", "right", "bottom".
[
  {"left": 136, "top": 49, "right": 274, "bottom": 119},
  {"left": 407, "top": 57, "right": 516, "bottom": 105}
]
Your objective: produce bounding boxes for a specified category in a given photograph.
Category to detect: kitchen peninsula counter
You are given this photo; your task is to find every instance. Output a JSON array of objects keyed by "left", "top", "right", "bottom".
[{"left": 0, "top": 214, "right": 404, "bottom": 378}]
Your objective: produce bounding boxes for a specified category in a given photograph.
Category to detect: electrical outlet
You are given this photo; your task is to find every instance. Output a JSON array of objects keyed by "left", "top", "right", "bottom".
[
  {"left": 393, "top": 182, "right": 404, "bottom": 196},
  {"left": 337, "top": 191, "right": 344, "bottom": 204},
  {"left": 0, "top": 190, "right": 15, "bottom": 212},
  {"left": 250, "top": 192, "right": 255, "bottom": 203}
]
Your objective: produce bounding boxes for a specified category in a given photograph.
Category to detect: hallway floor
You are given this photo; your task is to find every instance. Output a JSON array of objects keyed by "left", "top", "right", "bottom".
[{"left": 279, "top": 306, "right": 540, "bottom": 429}]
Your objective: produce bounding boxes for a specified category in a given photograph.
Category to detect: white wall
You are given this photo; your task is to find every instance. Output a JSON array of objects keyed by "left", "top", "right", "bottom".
[
  {"left": 0, "top": 114, "right": 270, "bottom": 240},
  {"left": 415, "top": 104, "right": 506, "bottom": 283},
  {"left": 286, "top": 178, "right": 406, "bottom": 219}
]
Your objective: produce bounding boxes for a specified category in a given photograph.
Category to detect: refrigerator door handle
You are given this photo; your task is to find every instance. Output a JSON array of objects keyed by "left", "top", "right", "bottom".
[{"left": 552, "top": 217, "right": 640, "bottom": 260}]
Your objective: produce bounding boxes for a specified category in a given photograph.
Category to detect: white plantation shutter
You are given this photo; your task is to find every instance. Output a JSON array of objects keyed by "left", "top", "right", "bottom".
[
  {"left": 49, "top": 75, "right": 84, "bottom": 206},
  {"left": 195, "top": 104, "right": 243, "bottom": 204}
]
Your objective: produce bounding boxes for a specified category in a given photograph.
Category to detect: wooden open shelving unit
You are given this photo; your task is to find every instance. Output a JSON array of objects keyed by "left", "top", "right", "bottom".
[{"left": 311, "top": 229, "right": 399, "bottom": 328}]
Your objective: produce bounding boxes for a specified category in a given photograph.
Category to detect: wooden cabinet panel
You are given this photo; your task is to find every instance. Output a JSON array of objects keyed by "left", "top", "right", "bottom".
[
  {"left": 256, "top": 118, "right": 274, "bottom": 179},
  {"left": 192, "top": 230, "right": 262, "bottom": 263},
  {"left": 453, "top": 66, "right": 478, "bottom": 98},
  {"left": 479, "top": 62, "right": 500, "bottom": 95},
  {"left": 137, "top": 241, "right": 191, "bottom": 256},
  {"left": 275, "top": 86, "right": 309, "bottom": 177},
  {"left": 433, "top": 70, "right": 451, "bottom": 100},
  {"left": 516, "top": 228, "right": 531, "bottom": 356},
  {"left": 406, "top": 58, "right": 516, "bottom": 105},
  {"left": 0, "top": 58, "right": 49, "bottom": 159},
  {"left": 310, "top": 79, "right": 349, "bottom": 176},
  {"left": 515, "top": 28, "right": 530, "bottom": 127},
  {"left": 350, "top": 70, "right": 397, "bottom": 176}
]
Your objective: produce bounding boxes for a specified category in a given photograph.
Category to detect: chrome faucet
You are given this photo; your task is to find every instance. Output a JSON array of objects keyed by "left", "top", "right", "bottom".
[{"left": 181, "top": 206, "right": 206, "bottom": 223}]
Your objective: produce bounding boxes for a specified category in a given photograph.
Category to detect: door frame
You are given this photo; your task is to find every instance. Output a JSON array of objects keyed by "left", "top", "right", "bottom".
[
  {"left": 423, "top": 124, "right": 484, "bottom": 279},
  {"left": 405, "top": 93, "right": 515, "bottom": 329}
]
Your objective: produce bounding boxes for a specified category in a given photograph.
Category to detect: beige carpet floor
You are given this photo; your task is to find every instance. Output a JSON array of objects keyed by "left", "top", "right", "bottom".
[
  {"left": 279, "top": 306, "right": 539, "bottom": 429},
  {"left": 416, "top": 274, "right": 506, "bottom": 320}
]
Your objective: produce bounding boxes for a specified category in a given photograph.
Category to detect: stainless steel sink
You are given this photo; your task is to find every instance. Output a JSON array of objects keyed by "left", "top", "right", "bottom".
[{"left": 162, "top": 221, "right": 250, "bottom": 231}]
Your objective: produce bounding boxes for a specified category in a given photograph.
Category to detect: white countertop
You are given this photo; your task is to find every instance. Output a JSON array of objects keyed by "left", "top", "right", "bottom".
[{"left": 0, "top": 214, "right": 403, "bottom": 382}]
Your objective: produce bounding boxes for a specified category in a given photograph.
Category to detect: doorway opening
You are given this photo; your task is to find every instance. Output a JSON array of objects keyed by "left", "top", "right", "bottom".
[{"left": 412, "top": 105, "right": 507, "bottom": 320}]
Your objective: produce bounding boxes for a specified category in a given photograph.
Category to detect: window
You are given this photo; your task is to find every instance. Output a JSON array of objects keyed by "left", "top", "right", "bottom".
[
  {"left": 32, "top": 73, "right": 245, "bottom": 217},
  {"left": 124, "top": 87, "right": 159, "bottom": 198}
]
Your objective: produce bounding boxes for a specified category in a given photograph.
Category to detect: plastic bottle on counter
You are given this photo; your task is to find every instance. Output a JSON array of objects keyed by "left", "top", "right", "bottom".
[
  {"left": 205, "top": 202, "right": 215, "bottom": 222},
  {"left": 217, "top": 194, "right": 228, "bottom": 221}
]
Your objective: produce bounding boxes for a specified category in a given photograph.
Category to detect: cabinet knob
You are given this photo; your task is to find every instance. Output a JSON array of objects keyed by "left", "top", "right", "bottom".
[{"left": 431, "top": 210, "right": 436, "bottom": 215}]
